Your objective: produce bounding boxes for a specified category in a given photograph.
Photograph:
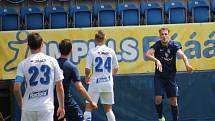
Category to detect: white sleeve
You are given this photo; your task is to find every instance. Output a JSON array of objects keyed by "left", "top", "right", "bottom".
[
  {"left": 86, "top": 50, "right": 93, "bottom": 69},
  {"left": 112, "top": 50, "right": 119, "bottom": 69},
  {"left": 53, "top": 59, "right": 64, "bottom": 82}
]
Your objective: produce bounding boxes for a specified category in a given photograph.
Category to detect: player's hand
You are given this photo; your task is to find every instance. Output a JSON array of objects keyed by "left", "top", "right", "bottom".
[
  {"left": 186, "top": 64, "right": 193, "bottom": 73},
  {"left": 90, "top": 101, "right": 98, "bottom": 109},
  {"left": 57, "top": 107, "right": 65, "bottom": 120},
  {"left": 85, "top": 76, "right": 91, "bottom": 84},
  {"left": 155, "top": 60, "right": 162, "bottom": 72}
]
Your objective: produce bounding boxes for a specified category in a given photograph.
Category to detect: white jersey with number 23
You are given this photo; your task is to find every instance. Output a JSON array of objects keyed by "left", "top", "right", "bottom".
[{"left": 16, "top": 52, "right": 64, "bottom": 111}]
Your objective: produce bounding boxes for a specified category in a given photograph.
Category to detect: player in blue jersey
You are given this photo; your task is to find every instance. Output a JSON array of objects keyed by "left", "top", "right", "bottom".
[
  {"left": 84, "top": 30, "right": 119, "bottom": 121},
  {"left": 54, "top": 39, "right": 97, "bottom": 121},
  {"left": 146, "top": 27, "right": 193, "bottom": 121},
  {"left": 13, "top": 32, "right": 65, "bottom": 121}
]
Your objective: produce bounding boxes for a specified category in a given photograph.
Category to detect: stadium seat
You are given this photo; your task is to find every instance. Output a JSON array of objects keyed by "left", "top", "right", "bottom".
[
  {"left": 57, "top": 0, "right": 69, "bottom": 1},
  {"left": 0, "top": 8, "right": 2, "bottom": 30},
  {"left": 6, "top": 0, "right": 24, "bottom": 3},
  {"left": 188, "top": 0, "right": 209, "bottom": 22},
  {"left": 165, "top": 1, "right": 186, "bottom": 24},
  {"left": 0, "top": 8, "right": 19, "bottom": 31},
  {"left": 45, "top": 6, "right": 68, "bottom": 29},
  {"left": 20, "top": 7, "right": 44, "bottom": 30},
  {"left": 94, "top": 3, "right": 116, "bottom": 27},
  {"left": 211, "top": 0, "right": 215, "bottom": 14},
  {"left": 118, "top": 3, "right": 139, "bottom": 26},
  {"left": 31, "top": 0, "right": 47, "bottom": 2},
  {"left": 69, "top": 5, "right": 92, "bottom": 28},
  {"left": 211, "top": 0, "right": 215, "bottom": 21},
  {"left": 141, "top": 2, "right": 163, "bottom": 25}
]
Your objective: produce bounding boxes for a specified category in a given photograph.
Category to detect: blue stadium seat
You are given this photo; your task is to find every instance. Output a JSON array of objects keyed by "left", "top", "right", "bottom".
[
  {"left": 69, "top": 5, "right": 92, "bottom": 28},
  {"left": 188, "top": 0, "right": 209, "bottom": 22},
  {"left": 141, "top": 2, "right": 163, "bottom": 25},
  {"left": 32, "top": 0, "right": 47, "bottom": 2},
  {"left": 0, "top": 8, "right": 19, "bottom": 31},
  {"left": 45, "top": 6, "right": 68, "bottom": 29},
  {"left": 0, "top": 8, "right": 2, "bottom": 30},
  {"left": 20, "top": 7, "right": 44, "bottom": 30},
  {"left": 165, "top": 1, "right": 186, "bottom": 24},
  {"left": 6, "top": 0, "right": 24, "bottom": 3},
  {"left": 94, "top": 3, "right": 116, "bottom": 27},
  {"left": 118, "top": 3, "right": 139, "bottom": 26},
  {"left": 57, "top": 0, "right": 69, "bottom": 1},
  {"left": 211, "top": 0, "right": 215, "bottom": 14}
]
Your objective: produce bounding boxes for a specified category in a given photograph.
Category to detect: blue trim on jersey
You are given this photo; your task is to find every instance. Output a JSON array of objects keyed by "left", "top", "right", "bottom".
[{"left": 15, "top": 75, "right": 24, "bottom": 83}]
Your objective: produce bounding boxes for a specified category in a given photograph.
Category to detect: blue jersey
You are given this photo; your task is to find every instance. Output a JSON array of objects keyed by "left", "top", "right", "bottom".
[
  {"left": 57, "top": 58, "right": 81, "bottom": 98},
  {"left": 151, "top": 40, "right": 181, "bottom": 79},
  {"left": 54, "top": 58, "right": 83, "bottom": 121}
]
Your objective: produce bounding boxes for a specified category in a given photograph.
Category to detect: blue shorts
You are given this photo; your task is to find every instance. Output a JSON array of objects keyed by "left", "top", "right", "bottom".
[
  {"left": 54, "top": 97, "right": 83, "bottom": 121},
  {"left": 154, "top": 76, "right": 178, "bottom": 98}
]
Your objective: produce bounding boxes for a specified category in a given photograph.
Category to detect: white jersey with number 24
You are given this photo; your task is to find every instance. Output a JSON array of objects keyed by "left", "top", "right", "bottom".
[{"left": 86, "top": 45, "right": 119, "bottom": 92}]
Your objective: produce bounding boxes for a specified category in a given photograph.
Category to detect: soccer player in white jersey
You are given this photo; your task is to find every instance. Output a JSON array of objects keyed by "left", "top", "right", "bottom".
[
  {"left": 13, "top": 32, "right": 65, "bottom": 121},
  {"left": 84, "top": 30, "right": 119, "bottom": 121}
]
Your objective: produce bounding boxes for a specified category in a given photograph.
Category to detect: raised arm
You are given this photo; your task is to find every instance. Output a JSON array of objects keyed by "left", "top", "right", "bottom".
[
  {"left": 177, "top": 49, "right": 192, "bottom": 73},
  {"left": 146, "top": 48, "right": 162, "bottom": 72}
]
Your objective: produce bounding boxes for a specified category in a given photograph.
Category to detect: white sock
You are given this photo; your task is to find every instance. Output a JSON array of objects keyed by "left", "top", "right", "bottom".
[
  {"left": 106, "top": 111, "right": 116, "bottom": 121},
  {"left": 84, "top": 111, "right": 92, "bottom": 121}
]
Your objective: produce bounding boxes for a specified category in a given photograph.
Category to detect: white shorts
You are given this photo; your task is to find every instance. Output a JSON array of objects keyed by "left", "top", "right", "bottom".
[
  {"left": 21, "top": 109, "right": 54, "bottom": 121},
  {"left": 86, "top": 89, "right": 114, "bottom": 104}
]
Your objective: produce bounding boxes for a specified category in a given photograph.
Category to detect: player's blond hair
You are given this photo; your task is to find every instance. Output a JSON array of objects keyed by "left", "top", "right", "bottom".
[{"left": 159, "top": 27, "right": 170, "bottom": 34}]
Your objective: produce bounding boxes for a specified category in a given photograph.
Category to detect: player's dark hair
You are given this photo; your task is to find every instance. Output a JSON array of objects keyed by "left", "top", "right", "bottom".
[
  {"left": 159, "top": 27, "right": 170, "bottom": 34},
  {"left": 59, "top": 39, "right": 72, "bottom": 55},
  {"left": 27, "top": 32, "right": 43, "bottom": 50},
  {"left": 95, "top": 30, "right": 105, "bottom": 42}
]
